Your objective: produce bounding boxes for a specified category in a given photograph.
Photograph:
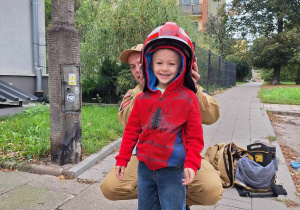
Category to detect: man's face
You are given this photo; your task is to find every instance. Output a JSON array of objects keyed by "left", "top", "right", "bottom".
[{"left": 127, "top": 52, "right": 142, "bottom": 83}]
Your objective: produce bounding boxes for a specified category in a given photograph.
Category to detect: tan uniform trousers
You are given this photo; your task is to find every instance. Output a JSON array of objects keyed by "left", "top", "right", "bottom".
[{"left": 100, "top": 155, "right": 224, "bottom": 206}]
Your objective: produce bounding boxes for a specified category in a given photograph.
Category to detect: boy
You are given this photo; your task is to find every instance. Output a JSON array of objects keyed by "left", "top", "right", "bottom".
[
  {"left": 100, "top": 44, "right": 223, "bottom": 208},
  {"left": 115, "top": 22, "right": 204, "bottom": 210}
]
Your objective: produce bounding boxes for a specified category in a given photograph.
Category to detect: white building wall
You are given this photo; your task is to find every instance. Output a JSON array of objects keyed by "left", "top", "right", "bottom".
[{"left": 0, "top": 0, "right": 46, "bottom": 76}]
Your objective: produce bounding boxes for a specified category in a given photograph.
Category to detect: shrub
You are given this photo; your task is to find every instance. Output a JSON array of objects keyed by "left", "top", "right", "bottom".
[
  {"left": 81, "top": 56, "right": 128, "bottom": 103},
  {"left": 260, "top": 67, "right": 297, "bottom": 83},
  {"left": 227, "top": 56, "right": 251, "bottom": 81}
]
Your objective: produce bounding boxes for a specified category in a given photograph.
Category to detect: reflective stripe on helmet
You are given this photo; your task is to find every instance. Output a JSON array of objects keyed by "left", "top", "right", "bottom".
[{"left": 142, "top": 22, "right": 194, "bottom": 63}]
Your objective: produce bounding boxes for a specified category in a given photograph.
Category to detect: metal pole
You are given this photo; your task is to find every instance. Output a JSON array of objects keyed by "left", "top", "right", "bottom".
[
  {"left": 32, "top": 0, "right": 43, "bottom": 98},
  {"left": 207, "top": 50, "right": 211, "bottom": 92},
  {"left": 218, "top": 56, "right": 221, "bottom": 89},
  {"left": 225, "top": 60, "right": 228, "bottom": 88}
]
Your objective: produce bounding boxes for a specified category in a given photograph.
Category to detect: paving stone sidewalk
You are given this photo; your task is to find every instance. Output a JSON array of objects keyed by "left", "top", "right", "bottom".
[{"left": 0, "top": 82, "right": 299, "bottom": 210}]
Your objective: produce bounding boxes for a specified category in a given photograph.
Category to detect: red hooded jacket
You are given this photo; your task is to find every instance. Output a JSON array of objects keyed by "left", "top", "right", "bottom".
[{"left": 116, "top": 47, "right": 204, "bottom": 173}]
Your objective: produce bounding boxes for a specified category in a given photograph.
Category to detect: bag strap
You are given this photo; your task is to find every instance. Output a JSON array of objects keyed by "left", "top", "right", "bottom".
[
  {"left": 236, "top": 184, "right": 287, "bottom": 198},
  {"left": 223, "top": 143, "right": 233, "bottom": 187},
  {"left": 271, "top": 183, "right": 287, "bottom": 196},
  {"left": 236, "top": 185, "right": 250, "bottom": 196}
]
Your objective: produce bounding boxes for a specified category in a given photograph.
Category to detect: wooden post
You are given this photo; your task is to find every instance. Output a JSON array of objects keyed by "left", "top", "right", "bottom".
[{"left": 47, "top": 0, "right": 82, "bottom": 165}]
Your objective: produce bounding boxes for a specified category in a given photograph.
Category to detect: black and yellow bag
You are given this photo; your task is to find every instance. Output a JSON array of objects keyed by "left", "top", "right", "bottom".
[
  {"left": 234, "top": 141, "right": 287, "bottom": 197},
  {"left": 247, "top": 141, "right": 276, "bottom": 167},
  {"left": 204, "top": 142, "right": 247, "bottom": 188}
]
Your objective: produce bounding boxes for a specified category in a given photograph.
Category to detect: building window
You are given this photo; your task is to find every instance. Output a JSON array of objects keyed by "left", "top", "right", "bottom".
[
  {"left": 180, "top": 0, "right": 199, "bottom": 5},
  {"left": 179, "top": 1, "right": 202, "bottom": 15}
]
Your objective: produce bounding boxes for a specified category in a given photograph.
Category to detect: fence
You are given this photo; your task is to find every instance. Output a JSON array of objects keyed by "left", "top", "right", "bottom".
[
  {"left": 39, "top": 32, "right": 47, "bottom": 74},
  {"left": 81, "top": 45, "right": 236, "bottom": 104},
  {"left": 178, "top": 3, "right": 202, "bottom": 15},
  {"left": 195, "top": 46, "right": 236, "bottom": 93}
]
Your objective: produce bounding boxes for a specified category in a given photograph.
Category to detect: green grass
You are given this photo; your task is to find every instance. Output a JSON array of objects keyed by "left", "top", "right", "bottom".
[
  {"left": 0, "top": 104, "right": 123, "bottom": 162},
  {"left": 263, "top": 81, "right": 296, "bottom": 85},
  {"left": 258, "top": 85, "right": 300, "bottom": 105},
  {"left": 280, "top": 82, "right": 296, "bottom": 85},
  {"left": 82, "top": 105, "right": 123, "bottom": 154},
  {"left": 236, "top": 81, "right": 248, "bottom": 85}
]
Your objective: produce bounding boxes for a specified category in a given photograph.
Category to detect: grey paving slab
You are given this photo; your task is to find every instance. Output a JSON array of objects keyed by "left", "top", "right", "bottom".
[
  {"left": 214, "top": 204, "right": 247, "bottom": 210},
  {"left": 27, "top": 174, "right": 90, "bottom": 195},
  {"left": 231, "top": 138, "right": 250, "bottom": 149},
  {"left": 222, "top": 187, "right": 250, "bottom": 202},
  {"left": 59, "top": 183, "right": 138, "bottom": 210},
  {"left": 252, "top": 197, "right": 288, "bottom": 210},
  {"left": 0, "top": 185, "right": 73, "bottom": 210},
  {"left": 264, "top": 103, "right": 300, "bottom": 114},
  {"left": 77, "top": 167, "right": 105, "bottom": 182},
  {"left": 78, "top": 153, "right": 116, "bottom": 182},
  {"left": 0, "top": 171, "right": 40, "bottom": 195},
  {"left": 215, "top": 197, "right": 251, "bottom": 210}
]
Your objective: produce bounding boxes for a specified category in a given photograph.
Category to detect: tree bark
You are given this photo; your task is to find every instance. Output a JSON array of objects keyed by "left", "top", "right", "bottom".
[
  {"left": 295, "top": 68, "right": 300, "bottom": 85},
  {"left": 272, "top": 18, "right": 284, "bottom": 85},
  {"left": 48, "top": 0, "right": 82, "bottom": 165},
  {"left": 272, "top": 63, "right": 281, "bottom": 85}
]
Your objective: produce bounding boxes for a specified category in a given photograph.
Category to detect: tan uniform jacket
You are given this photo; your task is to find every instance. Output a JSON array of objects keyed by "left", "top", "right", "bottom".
[{"left": 118, "top": 84, "right": 220, "bottom": 128}]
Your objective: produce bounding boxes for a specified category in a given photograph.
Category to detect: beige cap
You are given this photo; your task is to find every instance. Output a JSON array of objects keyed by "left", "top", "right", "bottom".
[{"left": 119, "top": 44, "right": 143, "bottom": 63}]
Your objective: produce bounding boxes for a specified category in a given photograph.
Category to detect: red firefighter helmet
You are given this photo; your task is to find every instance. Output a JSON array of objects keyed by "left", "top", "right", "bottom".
[
  {"left": 142, "top": 22, "right": 197, "bottom": 93},
  {"left": 142, "top": 22, "right": 195, "bottom": 67}
]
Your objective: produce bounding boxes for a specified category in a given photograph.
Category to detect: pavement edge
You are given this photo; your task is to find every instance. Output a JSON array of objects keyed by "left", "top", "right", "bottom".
[
  {"left": 64, "top": 137, "right": 122, "bottom": 178},
  {"left": 0, "top": 137, "right": 122, "bottom": 178}
]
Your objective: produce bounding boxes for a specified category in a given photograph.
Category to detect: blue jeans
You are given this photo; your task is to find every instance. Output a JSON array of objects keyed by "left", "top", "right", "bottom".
[{"left": 138, "top": 161, "right": 186, "bottom": 210}]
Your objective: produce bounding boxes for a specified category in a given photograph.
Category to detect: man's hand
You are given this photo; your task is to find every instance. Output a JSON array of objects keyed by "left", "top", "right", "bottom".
[
  {"left": 191, "top": 58, "right": 200, "bottom": 85},
  {"left": 136, "top": 60, "right": 144, "bottom": 87},
  {"left": 182, "top": 167, "right": 195, "bottom": 185},
  {"left": 115, "top": 165, "right": 126, "bottom": 180}
]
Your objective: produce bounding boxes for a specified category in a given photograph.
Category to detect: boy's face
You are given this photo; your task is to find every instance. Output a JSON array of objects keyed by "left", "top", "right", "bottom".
[{"left": 152, "top": 49, "right": 181, "bottom": 89}]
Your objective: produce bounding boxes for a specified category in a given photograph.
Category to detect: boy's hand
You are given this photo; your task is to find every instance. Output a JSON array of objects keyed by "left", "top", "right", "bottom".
[
  {"left": 182, "top": 168, "right": 195, "bottom": 185},
  {"left": 115, "top": 165, "right": 126, "bottom": 180}
]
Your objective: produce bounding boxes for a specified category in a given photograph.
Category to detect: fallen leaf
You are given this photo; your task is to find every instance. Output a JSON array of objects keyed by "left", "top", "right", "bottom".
[{"left": 58, "top": 175, "right": 65, "bottom": 180}]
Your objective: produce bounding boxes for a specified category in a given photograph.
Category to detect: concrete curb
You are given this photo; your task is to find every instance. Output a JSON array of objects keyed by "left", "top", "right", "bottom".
[
  {"left": 261, "top": 104, "right": 300, "bottom": 203},
  {"left": 266, "top": 110, "right": 300, "bottom": 116},
  {"left": 0, "top": 161, "right": 69, "bottom": 177},
  {"left": 64, "top": 137, "right": 122, "bottom": 178},
  {"left": 1, "top": 137, "right": 122, "bottom": 178}
]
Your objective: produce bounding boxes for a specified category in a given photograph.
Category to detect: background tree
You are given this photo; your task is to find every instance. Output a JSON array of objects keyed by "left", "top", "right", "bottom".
[
  {"left": 227, "top": 55, "right": 251, "bottom": 81},
  {"left": 228, "top": 0, "right": 300, "bottom": 85},
  {"left": 75, "top": 0, "right": 202, "bottom": 100},
  {"left": 204, "top": 4, "right": 236, "bottom": 58},
  {"left": 77, "top": 0, "right": 200, "bottom": 60},
  {"left": 44, "top": 0, "right": 51, "bottom": 28}
]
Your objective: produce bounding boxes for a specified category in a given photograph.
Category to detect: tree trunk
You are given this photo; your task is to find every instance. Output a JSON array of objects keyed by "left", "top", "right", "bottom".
[
  {"left": 295, "top": 68, "right": 300, "bottom": 85},
  {"left": 271, "top": 18, "right": 284, "bottom": 86},
  {"left": 48, "top": 0, "right": 82, "bottom": 165},
  {"left": 272, "top": 63, "right": 281, "bottom": 85}
]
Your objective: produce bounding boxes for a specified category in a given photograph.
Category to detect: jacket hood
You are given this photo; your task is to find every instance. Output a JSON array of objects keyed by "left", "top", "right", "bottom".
[{"left": 143, "top": 46, "right": 196, "bottom": 93}]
